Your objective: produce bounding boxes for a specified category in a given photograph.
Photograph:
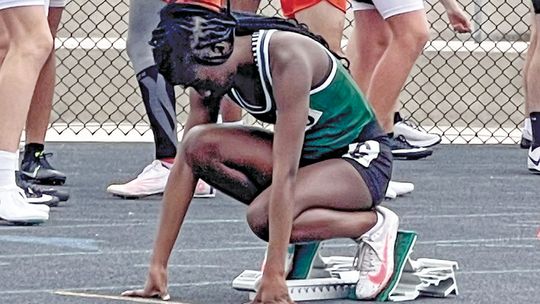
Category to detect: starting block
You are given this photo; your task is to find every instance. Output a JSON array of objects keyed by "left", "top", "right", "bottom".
[{"left": 232, "top": 231, "right": 459, "bottom": 302}]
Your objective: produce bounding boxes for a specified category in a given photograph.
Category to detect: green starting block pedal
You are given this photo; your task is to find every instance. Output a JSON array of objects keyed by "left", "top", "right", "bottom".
[
  {"left": 232, "top": 231, "right": 459, "bottom": 302},
  {"left": 377, "top": 230, "right": 459, "bottom": 302}
]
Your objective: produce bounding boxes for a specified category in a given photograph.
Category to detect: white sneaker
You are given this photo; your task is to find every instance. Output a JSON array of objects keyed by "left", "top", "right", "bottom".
[
  {"left": 521, "top": 125, "right": 533, "bottom": 149},
  {"left": 528, "top": 146, "right": 540, "bottom": 174},
  {"left": 107, "top": 160, "right": 170, "bottom": 198},
  {"left": 354, "top": 206, "right": 399, "bottom": 299},
  {"left": 384, "top": 187, "right": 397, "bottom": 200},
  {"left": 385, "top": 181, "right": 414, "bottom": 200},
  {"left": 394, "top": 116, "right": 441, "bottom": 148},
  {"left": 193, "top": 179, "right": 216, "bottom": 198},
  {"left": 0, "top": 186, "right": 49, "bottom": 224}
]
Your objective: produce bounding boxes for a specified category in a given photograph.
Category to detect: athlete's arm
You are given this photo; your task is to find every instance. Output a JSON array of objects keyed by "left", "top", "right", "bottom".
[
  {"left": 439, "top": 0, "right": 472, "bottom": 33},
  {"left": 122, "top": 89, "right": 221, "bottom": 300},
  {"left": 253, "top": 36, "right": 313, "bottom": 303}
]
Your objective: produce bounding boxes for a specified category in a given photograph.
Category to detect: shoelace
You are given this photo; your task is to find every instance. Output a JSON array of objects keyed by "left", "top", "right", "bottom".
[
  {"left": 352, "top": 241, "right": 377, "bottom": 274},
  {"left": 398, "top": 116, "right": 421, "bottom": 130},
  {"left": 137, "top": 161, "right": 164, "bottom": 178},
  {"left": 37, "top": 152, "right": 55, "bottom": 169}
]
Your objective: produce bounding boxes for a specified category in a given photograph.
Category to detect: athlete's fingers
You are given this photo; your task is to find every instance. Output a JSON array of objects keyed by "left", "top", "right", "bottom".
[{"left": 121, "top": 289, "right": 170, "bottom": 300}]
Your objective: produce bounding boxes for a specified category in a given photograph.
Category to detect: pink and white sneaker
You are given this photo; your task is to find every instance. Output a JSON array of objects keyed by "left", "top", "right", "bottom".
[
  {"left": 354, "top": 206, "right": 399, "bottom": 299},
  {"left": 107, "top": 160, "right": 170, "bottom": 199},
  {"left": 194, "top": 179, "right": 216, "bottom": 198}
]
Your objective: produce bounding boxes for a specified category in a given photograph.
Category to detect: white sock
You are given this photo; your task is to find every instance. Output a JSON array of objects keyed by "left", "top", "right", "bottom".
[
  {"left": 525, "top": 118, "right": 532, "bottom": 132},
  {"left": 0, "top": 150, "right": 18, "bottom": 187}
]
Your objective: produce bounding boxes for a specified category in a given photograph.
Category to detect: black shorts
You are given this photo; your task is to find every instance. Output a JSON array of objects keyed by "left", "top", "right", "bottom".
[
  {"left": 300, "top": 121, "right": 392, "bottom": 208},
  {"left": 534, "top": 0, "right": 540, "bottom": 14},
  {"left": 342, "top": 136, "right": 392, "bottom": 207}
]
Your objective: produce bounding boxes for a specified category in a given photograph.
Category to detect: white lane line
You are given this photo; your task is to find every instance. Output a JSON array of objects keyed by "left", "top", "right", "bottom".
[
  {"left": 54, "top": 291, "right": 188, "bottom": 304},
  {"left": 403, "top": 212, "right": 540, "bottom": 219},
  {"left": 4, "top": 212, "right": 537, "bottom": 232},
  {"left": 0, "top": 219, "right": 245, "bottom": 230},
  {"left": 461, "top": 269, "right": 540, "bottom": 275},
  {"left": 55, "top": 291, "right": 190, "bottom": 304},
  {"left": 133, "top": 264, "right": 229, "bottom": 269},
  {"left": 0, "top": 262, "right": 9, "bottom": 266},
  {"left": 0, "top": 246, "right": 266, "bottom": 259},
  {"left": 0, "top": 281, "right": 230, "bottom": 295},
  {"left": 436, "top": 244, "right": 535, "bottom": 248},
  {"left": 0, "top": 236, "right": 537, "bottom": 259}
]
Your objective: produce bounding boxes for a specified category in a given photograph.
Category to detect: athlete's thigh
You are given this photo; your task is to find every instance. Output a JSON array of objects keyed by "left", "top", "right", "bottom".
[{"left": 249, "top": 158, "right": 373, "bottom": 221}]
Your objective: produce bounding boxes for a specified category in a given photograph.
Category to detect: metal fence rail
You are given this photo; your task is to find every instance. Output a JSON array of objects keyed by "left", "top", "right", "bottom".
[{"left": 50, "top": 0, "right": 531, "bottom": 143}]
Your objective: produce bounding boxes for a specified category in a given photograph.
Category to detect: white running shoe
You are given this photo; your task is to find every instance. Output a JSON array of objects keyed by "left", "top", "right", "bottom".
[
  {"left": 388, "top": 181, "right": 414, "bottom": 196},
  {"left": 107, "top": 160, "right": 170, "bottom": 199},
  {"left": 194, "top": 179, "right": 216, "bottom": 198},
  {"left": 384, "top": 187, "right": 397, "bottom": 200},
  {"left": 394, "top": 114, "right": 441, "bottom": 148},
  {"left": 0, "top": 186, "right": 49, "bottom": 224},
  {"left": 521, "top": 125, "right": 533, "bottom": 149},
  {"left": 528, "top": 146, "right": 540, "bottom": 174},
  {"left": 354, "top": 206, "right": 399, "bottom": 299}
]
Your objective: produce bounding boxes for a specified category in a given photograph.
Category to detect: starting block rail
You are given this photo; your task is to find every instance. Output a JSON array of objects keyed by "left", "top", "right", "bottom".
[{"left": 232, "top": 231, "right": 459, "bottom": 302}]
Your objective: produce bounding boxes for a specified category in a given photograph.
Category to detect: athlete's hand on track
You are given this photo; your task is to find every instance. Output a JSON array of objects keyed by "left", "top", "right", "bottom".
[
  {"left": 251, "top": 275, "right": 294, "bottom": 304},
  {"left": 121, "top": 266, "right": 170, "bottom": 301},
  {"left": 447, "top": 9, "right": 472, "bottom": 33}
]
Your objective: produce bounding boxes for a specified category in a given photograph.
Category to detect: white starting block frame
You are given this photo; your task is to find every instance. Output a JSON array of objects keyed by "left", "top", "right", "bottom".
[{"left": 232, "top": 231, "right": 459, "bottom": 302}]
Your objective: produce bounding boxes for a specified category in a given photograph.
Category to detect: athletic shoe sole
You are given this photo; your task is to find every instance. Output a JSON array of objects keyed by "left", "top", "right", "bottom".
[
  {"left": 21, "top": 175, "right": 66, "bottom": 186},
  {"left": 110, "top": 192, "right": 163, "bottom": 199},
  {"left": 406, "top": 137, "right": 442, "bottom": 148},
  {"left": 392, "top": 149, "right": 433, "bottom": 160}
]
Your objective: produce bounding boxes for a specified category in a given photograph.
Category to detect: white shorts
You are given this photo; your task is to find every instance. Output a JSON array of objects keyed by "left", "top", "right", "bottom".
[
  {"left": 350, "top": 0, "right": 425, "bottom": 19},
  {"left": 0, "top": 0, "right": 49, "bottom": 11}
]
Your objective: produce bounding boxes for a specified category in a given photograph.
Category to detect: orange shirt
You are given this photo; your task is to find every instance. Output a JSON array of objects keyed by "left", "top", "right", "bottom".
[
  {"left": 280, "top": 0, "right": 346, "bottom": 18},
  {"left": 163, "top": 0, "right": 223, "bottom": 12}
]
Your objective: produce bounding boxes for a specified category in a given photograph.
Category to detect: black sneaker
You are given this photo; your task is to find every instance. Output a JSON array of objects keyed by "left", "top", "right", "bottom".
[
  {"left": 15, "top": 172, "right": 60, "bottom": 207},
  {"left": 16, "top": 171, "right": 69, "bottom": 202},
  {"left": 390, "top": 135, "right": 433, "bottom": 160},
  {"left": 20, "top": 151, "right": 67, "bottom": 185}
]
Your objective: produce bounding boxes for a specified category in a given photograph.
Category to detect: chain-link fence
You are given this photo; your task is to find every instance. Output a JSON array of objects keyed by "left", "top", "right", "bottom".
[{"left": 50, "top": 0, "right": 531, "bottom": 143}]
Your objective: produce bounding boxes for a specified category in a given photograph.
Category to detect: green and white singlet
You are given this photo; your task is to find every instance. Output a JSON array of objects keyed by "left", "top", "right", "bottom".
[{"left": 227, "top": 29, "right": 378, "bottom": 160}]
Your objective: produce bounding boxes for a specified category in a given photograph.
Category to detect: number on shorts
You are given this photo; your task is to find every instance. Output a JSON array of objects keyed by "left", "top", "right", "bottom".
[{"left": 343, "top": 140, "right": 380, "bottom": 168}]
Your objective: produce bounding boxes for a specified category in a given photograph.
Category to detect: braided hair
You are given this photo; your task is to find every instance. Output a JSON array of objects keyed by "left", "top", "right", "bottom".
[{"left": 150, "top": 3, "right": 347, "bottom": 86}]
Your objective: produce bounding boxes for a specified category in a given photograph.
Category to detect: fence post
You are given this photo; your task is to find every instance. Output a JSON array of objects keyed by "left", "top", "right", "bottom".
[{"left": 472, "top": 0, "right": 486, "bottom": 43}]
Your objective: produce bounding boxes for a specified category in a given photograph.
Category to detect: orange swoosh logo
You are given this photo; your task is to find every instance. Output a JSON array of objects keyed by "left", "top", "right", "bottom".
[{"left": 368, "top": 234, "right": 389, "bottom": 284}]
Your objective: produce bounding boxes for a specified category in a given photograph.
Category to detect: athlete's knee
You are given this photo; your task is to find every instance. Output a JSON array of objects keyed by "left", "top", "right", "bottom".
[
  {"left": 181, "top": 125, "right": 220, "bottom": 169},
  {"left": 10, "top": 30, "right": 53, "bottom": 66},
  {"left": 391, "top": 24, "right": 428, "bottom": 55},
  {"left": 246, "top": 205, "right": 269, "bottom": 241}
]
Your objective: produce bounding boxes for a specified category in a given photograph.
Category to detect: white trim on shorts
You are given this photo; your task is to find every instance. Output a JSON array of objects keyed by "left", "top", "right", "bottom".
[
  {"left": 49, "top": 0, "right": 65, "bottom": 8},
  {"left": 0, "top": 0, "right": 46, "bottom": 11},
  {"left": 350, "top": 0, "right": 425, "bottom": 19}
]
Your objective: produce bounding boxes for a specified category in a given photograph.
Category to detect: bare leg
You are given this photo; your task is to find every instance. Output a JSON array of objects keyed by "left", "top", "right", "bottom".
[
  {"left": 294, "top": 1, "right": 346, "bottom": 55},
  {"left": 0, "top": 6, "right": 53, "bottom": 152},
  {"left": 231, "top": 0, "right": 261, "bottom": 12},
  {"left": 347, "top": 10, "right": 391, "bottom": 93},
  {"left": 527, "top": 15, "right": 540, "bottom": 114},
  {"left": 25, "top": 7, "right": 64, "bottom": 144},
  {"left": 525, "top": 9, "right": 538, "bottom": 116},
  {"left": 181, "top": 124, "right": 377, "bottom": 242},
  {"left": 364, "top": 11, "right": 428, "bottom": 132}
]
